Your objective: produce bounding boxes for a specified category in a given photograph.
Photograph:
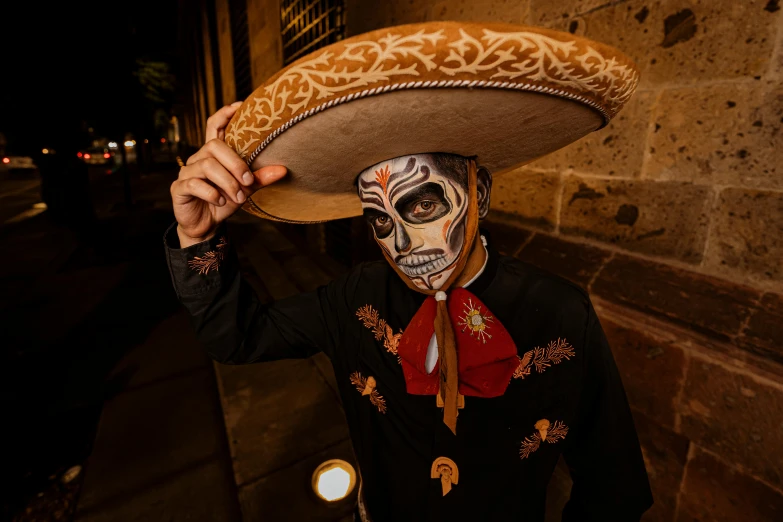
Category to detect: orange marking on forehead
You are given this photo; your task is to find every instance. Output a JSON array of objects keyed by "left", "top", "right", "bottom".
[
  {"left": 375, "top": 165, "right": 391, "bottom": 194},
  {"left": 441, "top": 219, "right": 452, "bottom": 241}
]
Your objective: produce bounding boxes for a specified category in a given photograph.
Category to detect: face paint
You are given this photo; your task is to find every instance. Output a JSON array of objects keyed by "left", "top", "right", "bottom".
[{"left": 358, "top": 154, "right": 469, "bottom": 291}]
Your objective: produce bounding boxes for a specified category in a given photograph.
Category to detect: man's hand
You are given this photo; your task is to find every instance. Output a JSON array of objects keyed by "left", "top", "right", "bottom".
[{"left": 171, "top": 102, "right": 287, "bottom": 247}]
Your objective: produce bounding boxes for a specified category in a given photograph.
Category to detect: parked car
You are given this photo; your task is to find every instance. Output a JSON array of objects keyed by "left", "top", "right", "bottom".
[
  {"left": 0, "top": 154, "right": 38, "bottom": 177},
  {"left": 77, "top": 147, "right": 114, "bottom": 165}
]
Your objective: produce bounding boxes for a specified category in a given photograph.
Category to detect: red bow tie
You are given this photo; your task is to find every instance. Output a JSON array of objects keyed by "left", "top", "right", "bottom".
[{"left": 397, "top": 288, "right": 518, "bottom": 398}]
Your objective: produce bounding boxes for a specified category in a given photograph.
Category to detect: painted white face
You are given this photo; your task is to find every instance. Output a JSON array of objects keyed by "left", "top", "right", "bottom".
[{"left": 358, "top": 154, "right": 469, "bottom": 291}]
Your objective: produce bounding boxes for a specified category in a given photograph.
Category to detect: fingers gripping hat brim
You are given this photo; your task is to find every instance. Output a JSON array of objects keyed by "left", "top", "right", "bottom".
[{"left": 226, "top": 21, "right": 639, "bottom": 224}]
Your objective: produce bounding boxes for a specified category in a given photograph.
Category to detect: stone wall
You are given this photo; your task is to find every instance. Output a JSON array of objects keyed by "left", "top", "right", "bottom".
[{"left": 341, "top": 1, "right": 783, "bottom": 521}]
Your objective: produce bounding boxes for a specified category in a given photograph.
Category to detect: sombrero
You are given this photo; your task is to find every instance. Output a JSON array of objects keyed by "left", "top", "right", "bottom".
[{"left": 226, "top": 21, "right": 639, "bottom": 224}]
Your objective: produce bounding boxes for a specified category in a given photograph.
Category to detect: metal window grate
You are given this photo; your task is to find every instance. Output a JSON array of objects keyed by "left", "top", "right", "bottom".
[
  {"left": 229, "top": 0, "right": 253, "bottom": 100},
  {"left": 280, "top": 0, "right": 345, "bottom": 65}
]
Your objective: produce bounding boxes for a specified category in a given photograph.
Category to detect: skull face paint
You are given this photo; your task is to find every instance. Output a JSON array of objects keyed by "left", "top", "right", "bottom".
[{"left": 358, "top": 154, "right": 469, "bottom": 291}]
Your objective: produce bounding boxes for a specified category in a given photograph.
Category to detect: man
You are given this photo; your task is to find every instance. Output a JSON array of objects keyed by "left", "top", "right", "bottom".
[{"left": 166, "top": 21, "right": 653, "bottom": 521}]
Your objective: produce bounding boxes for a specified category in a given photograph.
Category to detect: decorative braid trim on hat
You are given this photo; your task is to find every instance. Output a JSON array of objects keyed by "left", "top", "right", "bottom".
[{"left": 244, "top": 80, "right": 612, "bottom": 165}]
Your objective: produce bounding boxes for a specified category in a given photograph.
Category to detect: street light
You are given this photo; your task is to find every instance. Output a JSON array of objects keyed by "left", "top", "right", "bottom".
[{"left": 311, "top": 459, "right": 356, "bottom": 503}]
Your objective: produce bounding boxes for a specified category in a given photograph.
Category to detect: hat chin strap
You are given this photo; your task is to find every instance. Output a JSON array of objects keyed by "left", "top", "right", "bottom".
[{"left": 378, "top": 160, "right": 482, "bottom": 435}]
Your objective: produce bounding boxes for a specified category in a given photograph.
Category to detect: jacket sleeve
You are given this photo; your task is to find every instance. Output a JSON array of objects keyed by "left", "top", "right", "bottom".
[
  {"left": 561, "top": 303, "right": 654, "bottom": 522},
  {"left": 163, "top": 222, "right": 355, "bottom": 364}
]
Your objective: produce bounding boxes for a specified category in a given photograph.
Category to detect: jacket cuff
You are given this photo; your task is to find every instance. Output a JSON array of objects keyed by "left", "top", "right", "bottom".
[{"left": 163, "top": 222, "right": 237, "bottom": 297}]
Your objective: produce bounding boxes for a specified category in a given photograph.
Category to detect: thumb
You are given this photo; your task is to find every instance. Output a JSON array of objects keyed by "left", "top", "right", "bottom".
[{"left": 252, "top": 165, "right": 288, "bottom": 187}]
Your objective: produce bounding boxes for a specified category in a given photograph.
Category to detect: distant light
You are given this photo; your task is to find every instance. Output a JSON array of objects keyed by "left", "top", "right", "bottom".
[
  {"left": 42, "top": 148, "right": 49, "bottom": 154},
  {"left": 311, "top": 460, "right": 356, "bottom": 502},
  {"left": 61, "top": 465, "right": 81, "bottom": 484},
  {"left": 103, "top": 153, "right": 110, "bottom": 159},
  {"left": 124, "top": 140, "right": 134, "bottom": 147},
  {"left": 84, "top": 153, "right": 91, "bottom": 159},
  {"left": 143, "top": 139, "right": 149, "bottom": 144},
  {"left": 33, "top": 202, "right": 47, "bottom": 209},
  {"left": 108, "top": 142, "right": 118, "bottom": 149},
  {"left": 131, "top": 140, "right": 136, "bottom": 145},
  {"left": 2, "top": 157, "right": 9, "bottom": 164},
  {"left": 160, "top": 137, "right": 166, "bottom": 143},
  {"left": 77, "top": 152, "right": 83, "bottom": 158}
]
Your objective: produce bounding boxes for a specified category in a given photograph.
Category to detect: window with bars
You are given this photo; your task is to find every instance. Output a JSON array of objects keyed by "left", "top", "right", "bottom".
[
  {"left": 280, "top": 0, "right": 346, "bottom": 65},
  {"left": 229, "top": 0, "right": 253, "bottom": 100}
]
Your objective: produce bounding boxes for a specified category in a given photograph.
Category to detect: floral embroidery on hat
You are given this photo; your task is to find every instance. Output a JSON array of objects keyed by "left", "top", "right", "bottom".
[
  {"left": 513, "top": 338, "right": 575, "bottom": 380},
  {"left": 519, "top": 419, "right": 568, "bottom": 460},
  {"left": 187, "top": 237, "right": 229, "bottom": 275},
  {"left": 350, "top": 371, "right": 387, "bottom": 414},
  {"left": 356, "top": 305, "right": 402, "bottom": 360}
]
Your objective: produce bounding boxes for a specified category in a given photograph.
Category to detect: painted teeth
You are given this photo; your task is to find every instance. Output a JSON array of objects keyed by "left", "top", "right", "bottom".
[{"left": 399, "top": 256, "right": 448, "bottom": 276}]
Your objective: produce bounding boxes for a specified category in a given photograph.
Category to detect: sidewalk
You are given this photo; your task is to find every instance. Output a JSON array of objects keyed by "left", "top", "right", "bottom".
[{"left": 214, "top": 212, "right": 356, "bottom": 522}]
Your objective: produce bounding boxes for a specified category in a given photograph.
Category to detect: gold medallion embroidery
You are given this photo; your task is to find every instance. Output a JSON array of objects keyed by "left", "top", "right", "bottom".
[
  {"left": 356, "top": 305, "right": 402, "bottom": 358},
  {"left": 431, "top": 457, "right": 459, "bottom": 496},
  {"left": 187, "top": 237, "right": 228, "bottom": 275},
  {"left": 350, "top": 371, "right": 387, "bottom": 414},
  {"left": 519, "top": 419, "right": 569, "bottom": 460},
  {"left": 513, "top": 338, "right": 575, "bottom": 379},
  {"left": 457, "top": 298, "right": 494, "bottom": 343}
]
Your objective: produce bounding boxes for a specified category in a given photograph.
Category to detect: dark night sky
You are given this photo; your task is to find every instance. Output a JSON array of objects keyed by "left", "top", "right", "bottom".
[{"left": 0, "top": 0, "right": 180, "bottom": 154}]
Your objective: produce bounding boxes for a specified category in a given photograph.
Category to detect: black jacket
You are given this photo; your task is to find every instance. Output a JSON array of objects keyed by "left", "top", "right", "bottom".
[{"left": 164, "top": 224, "right": 653, "bottom": 522}]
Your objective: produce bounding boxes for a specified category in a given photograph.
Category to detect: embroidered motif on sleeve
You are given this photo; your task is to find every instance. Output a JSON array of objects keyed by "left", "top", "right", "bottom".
[
  {"left": 356, "top": 305, "right": 402, "bottom": 360},
  {"left": 187, "top": 237, "right": 229, "bottom": 275},
  {"left": 350, "top": 371, "right": 387, "bottom": 414},
  {"left": 513, "top": 338, "right": 575, "bottom": 380},
  {"left": 519, "top": 419, "right": 569, "bottom": 460}
]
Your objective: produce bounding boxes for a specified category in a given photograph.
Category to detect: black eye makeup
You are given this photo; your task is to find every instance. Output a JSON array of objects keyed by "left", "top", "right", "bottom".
[
  {"left": 394, "top": 183, "right": 450, "bottom": 224},
  {"left": 363, "top": 209, "right": 394, "bottom": 238}
]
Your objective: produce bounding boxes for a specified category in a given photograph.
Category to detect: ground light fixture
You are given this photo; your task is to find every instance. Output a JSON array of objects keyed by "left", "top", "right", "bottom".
[{"left": 311, "top": 459, "right": 356, "bottom": 503}]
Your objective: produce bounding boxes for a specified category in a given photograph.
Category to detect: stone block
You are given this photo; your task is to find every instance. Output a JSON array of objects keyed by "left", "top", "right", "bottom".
[
  {"left": 739, "top": 292, "right": 783, "bottom": 364},
  {"left": 247, "top": 0, "right": 282, "bottom": 85},
  {"left": 216, "top": 360, "right": 350, "bottom": 485},
  {"left": 481, "top": 219, "right": 533, "bottom": 256},
  {"left": 216, "top": 0, "right": 236, "bottom": 103},
  {"left": 676, "top": 448, "right": 783, "bottom": 522},
  {"left": 489, "top": 169, "right": 561, "bottom": 231},
  {"left": 76, "top": 459, "right": 241, "bottom": 522},
  {"left": 77, "top": 370, "right": 227, "bottom": 510},
  {"left": 528, "top": 0, "right": 779, "bottom": 85},
  {"left": 633, "top": 412, "right": 689, "bottom": 522},
  {"left": 559, "top": 177, "right": 710, "bottom": 263},
  {"left": 646, "top": 82, "right": 783, "bottom": 190},
  {"left": 531, "top": 90, "right": 656, "bottom": 178},
  {"left": 429, "top": 0, "right": 530, "bottom": 23},
  {"left": 238, "top": 438, "right": 357, "bottom": 522},
  {"left": 679, "top": 359, "right": 783, "bottom": 489},
  {"left": 603, "top": 320, "right": 686, "bottom": 428},
  {"left": 515, "top": 233, "right": 610, "bottom": 287},
  {"left": 704, "top": 188, "right": 783, "bottom": 284},
  {"left": 592, "top": 255, "right": 760, "bottom": 340},
  {"left": 344, "top": 0, "right": 394, "bottom": 36},
  {"left": 107, "top": 311, "right": 210, "bottom": 391}
]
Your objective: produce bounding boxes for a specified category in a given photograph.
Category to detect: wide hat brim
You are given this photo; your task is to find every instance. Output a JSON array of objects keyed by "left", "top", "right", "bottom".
[{"left": 226, "top": 22, "right": 639, "bottom": 223}]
